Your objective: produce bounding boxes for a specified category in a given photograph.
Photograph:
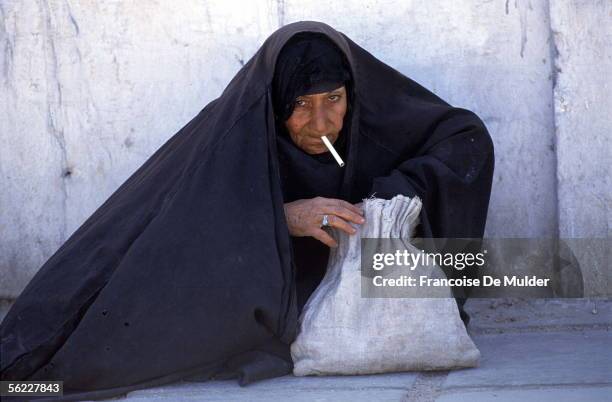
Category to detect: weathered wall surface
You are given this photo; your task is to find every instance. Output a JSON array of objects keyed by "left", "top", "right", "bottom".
[
  {"left": 549, "top": 0, "right": 611, "bottom": 296},
  {"left": 1, "top": 0, "right": 609, "bottom": 298}
]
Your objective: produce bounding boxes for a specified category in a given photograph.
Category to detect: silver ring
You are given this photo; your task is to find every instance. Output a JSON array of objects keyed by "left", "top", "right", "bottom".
[{"left": 321, "top": 214, "right": 330, "bottom": 228}]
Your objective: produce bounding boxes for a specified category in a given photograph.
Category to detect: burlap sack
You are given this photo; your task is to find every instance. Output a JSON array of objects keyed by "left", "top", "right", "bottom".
[{"left": 290, "top": 195, "right": 480, "bottom": 376}]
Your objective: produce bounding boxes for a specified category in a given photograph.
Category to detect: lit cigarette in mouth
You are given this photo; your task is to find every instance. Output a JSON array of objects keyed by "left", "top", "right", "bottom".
[{"left": 321, "top": 136, "right": 345, "bottom": 167}]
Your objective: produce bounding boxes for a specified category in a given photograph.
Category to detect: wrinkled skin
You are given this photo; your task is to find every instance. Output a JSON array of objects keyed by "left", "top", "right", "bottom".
[
  {"left": 285, "top": 86, "right": 347, "bottom": 155},
  {"left": 284, "top": 197, "right": 364, "bottom": 248}
]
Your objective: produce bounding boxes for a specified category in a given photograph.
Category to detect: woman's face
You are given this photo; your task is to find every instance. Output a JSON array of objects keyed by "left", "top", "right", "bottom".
[{"left": 285, "top": 85, "right": 347, "bottom": 154}]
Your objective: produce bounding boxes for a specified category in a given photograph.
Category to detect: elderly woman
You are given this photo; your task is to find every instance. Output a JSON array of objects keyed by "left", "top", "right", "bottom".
[
  {"left": 272, "top": 33, "right": 366, "bottom": 313},
  {"left": 1, "top": 22, "right": 493, "bottom": 399}
]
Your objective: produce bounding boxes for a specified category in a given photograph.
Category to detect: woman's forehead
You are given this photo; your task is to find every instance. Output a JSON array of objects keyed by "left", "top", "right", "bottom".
[{"left": 297, "top": 86, "right": 346, "bottom": 98}]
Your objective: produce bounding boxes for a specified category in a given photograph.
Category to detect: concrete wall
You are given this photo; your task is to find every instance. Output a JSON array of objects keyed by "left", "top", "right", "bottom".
[
  {"left": 1, "top": 0, "right": 609, "bottom": 298},
  {"left": 549, "top": 1, "right": 611, "bottom": 297}
]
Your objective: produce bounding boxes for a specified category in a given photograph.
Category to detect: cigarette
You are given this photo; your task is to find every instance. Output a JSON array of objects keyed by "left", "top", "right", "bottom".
[{"left": 321, "top": 136, "right": 345, "bottom": 167}]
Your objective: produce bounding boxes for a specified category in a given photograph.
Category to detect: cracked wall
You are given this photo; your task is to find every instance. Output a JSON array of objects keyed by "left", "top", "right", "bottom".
[{"left": 0, "top": 0, "right": 609, "bottom": 298}]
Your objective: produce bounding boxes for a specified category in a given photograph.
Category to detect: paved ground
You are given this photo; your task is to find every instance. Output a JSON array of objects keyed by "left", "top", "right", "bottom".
[{"left": 1, "top": 298, "right": 610, "bottom": 401}]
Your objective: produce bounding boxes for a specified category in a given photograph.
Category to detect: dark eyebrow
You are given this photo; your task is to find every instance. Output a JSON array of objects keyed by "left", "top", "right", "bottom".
[{"left": 296, "top": 88, "right": 344, "bottom": 99}]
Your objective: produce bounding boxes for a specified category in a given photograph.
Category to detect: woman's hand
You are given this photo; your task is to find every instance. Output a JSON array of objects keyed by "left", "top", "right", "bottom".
[{"left": 283, "top": 197, "right": 365, "bottom": 248}]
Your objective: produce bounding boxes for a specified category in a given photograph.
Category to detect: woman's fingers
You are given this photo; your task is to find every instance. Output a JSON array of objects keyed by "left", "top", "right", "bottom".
[
  {"left": 325, "top": 204, "right": 365, "bottom": 226},
  {"left": 325, "top": 215, "right": 357, "bottom": 236},
  {"left": 325, "top": 199, "right": 364, "bottom": 217},
  {"left": 285, "top": 197, "right": 367, "bottom": 248}
]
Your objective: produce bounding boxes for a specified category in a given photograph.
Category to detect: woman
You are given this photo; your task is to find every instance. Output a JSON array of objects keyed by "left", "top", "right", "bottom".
[
  {"left": 1, "top": 21, "right": 493, "bottom": 400},
  {"left": 273, "top": 32, "right": 365, "bottom": 313}
]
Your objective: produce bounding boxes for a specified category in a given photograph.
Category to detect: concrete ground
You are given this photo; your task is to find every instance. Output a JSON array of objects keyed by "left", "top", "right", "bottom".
[{"left": 1, "top": 298, "right": 611, "bottom": 401}]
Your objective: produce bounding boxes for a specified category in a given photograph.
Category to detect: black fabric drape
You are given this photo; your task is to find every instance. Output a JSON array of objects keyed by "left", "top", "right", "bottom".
[{"left": 0, "top": 21, "right": 493, "bottom": 400}]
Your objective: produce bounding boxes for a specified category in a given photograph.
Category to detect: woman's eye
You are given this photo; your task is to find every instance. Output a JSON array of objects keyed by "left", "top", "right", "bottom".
[
  {"left": 328, "top": 95, "right": 340, "bottom": 102},
  {"left": 295, "top": 99, "right": 307, "bottom": 107}
]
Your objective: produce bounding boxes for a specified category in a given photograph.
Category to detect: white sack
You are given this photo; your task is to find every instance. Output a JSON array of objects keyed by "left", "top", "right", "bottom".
[{"left": 290, "top": 195, "right": 480, "bottom": 376}]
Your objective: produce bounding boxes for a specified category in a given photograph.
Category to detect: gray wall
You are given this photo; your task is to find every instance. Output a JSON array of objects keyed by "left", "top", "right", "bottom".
[{"left": 1, "top": 0, "right": 610, "bottom": 298}]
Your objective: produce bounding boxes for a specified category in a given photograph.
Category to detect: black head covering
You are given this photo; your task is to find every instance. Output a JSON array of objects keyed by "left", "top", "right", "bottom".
[{"left": 272, "top": 32, "right": 352, "bottom": 122}]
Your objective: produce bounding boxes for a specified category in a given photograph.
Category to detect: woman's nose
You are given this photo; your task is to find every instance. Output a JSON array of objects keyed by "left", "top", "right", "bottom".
[{"left": 310, "top": 105, "right": 328, "bottom": 134}]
